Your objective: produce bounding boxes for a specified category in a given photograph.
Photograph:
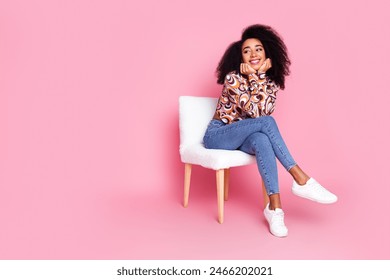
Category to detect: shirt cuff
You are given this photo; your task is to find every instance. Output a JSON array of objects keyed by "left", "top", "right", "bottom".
[
  {"left": 258, "top": 72, "right": 266, "bottom": 79},
  {"left": 248, "top": 73, "right": 259, "bottom": 82}
]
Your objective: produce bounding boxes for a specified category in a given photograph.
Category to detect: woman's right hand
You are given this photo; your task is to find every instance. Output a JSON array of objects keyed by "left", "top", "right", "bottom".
[{"left": 240, "top": 63, "right": 256, "bottom": 75}]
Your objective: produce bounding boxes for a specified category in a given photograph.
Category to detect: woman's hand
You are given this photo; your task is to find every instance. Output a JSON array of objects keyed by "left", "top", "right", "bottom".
[
  {"left": 240, "top": 63, "right": 256, "bottom": 75},
  {"left": 258, "top": 58, "right": 272, "bottom": 74}
]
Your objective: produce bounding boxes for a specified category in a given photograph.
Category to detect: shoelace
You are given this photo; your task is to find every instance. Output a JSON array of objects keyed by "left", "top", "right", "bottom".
[
  {"left": 307, "top": 180, "right": 331, "bottom": 195},
  {"left": 271, "top": 211, "right": 285, "bottom": 226}
]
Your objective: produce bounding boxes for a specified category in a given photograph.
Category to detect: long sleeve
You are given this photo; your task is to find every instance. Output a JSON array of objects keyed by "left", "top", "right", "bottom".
[{"left": 215, "top": 72, "right": 279, "bottom": 124}]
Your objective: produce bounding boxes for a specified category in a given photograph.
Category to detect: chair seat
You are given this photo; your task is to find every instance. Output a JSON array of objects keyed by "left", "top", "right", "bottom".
[{"left": 180, "top": 143, "right": 256, "bottom": 170}]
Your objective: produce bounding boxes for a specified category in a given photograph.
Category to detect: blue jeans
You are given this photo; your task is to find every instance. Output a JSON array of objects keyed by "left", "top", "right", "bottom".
[{"left": 203, "top": 116, "right": 297, "bottom": 195}]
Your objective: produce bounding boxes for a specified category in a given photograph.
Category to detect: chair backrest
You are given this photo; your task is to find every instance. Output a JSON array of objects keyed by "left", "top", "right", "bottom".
[{"left": 179, "top": 96, "right": 218, "bottom": 151}]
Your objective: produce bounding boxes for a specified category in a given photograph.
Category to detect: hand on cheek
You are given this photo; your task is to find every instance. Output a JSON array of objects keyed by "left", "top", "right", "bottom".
[
  {"left": 240, "top": 63, "right": 256, "bottom": 75},
  {"left": 258, "top": 58, "right": 272, "bottom": 74}
]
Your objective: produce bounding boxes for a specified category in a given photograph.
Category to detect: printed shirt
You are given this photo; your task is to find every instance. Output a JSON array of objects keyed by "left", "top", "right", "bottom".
[{"left": 214, "top": 71, "right": 280, "bottom": 124}]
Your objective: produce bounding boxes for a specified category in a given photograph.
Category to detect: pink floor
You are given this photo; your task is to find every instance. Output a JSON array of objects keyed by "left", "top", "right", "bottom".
[{"left": 1, "top": 163, "right": 388, "bottom": 260}]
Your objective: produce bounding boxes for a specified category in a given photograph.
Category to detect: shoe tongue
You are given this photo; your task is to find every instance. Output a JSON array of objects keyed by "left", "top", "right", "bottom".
[{"left": 307, "top": 177, "right": 315, "bottom": 184}]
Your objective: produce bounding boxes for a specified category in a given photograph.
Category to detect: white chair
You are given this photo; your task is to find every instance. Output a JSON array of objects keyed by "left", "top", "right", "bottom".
[{"left": 179, "top": 96, "right": 268, "bottom": 224}]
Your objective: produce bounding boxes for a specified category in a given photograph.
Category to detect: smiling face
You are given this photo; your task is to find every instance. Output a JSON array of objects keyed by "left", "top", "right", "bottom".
[{"left": 241, "top": 38, "right": 266, "bottom": 71}]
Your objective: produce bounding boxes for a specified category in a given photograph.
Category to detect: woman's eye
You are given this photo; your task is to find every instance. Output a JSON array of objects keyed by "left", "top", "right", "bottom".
[{"left": 256, "top": 48, "right": 263, "bottom": 52}]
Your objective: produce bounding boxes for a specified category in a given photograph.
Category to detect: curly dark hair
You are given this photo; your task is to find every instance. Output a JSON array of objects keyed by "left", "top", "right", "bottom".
[
  {"left": 216, "top": 24, "right": 291, "bottom": 89},
  {"left": 216, "top": 40, "right": 242, "bottom": 85}
]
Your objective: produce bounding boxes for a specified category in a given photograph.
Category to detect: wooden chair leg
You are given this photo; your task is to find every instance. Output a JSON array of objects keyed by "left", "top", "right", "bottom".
[
  {"left": 216, "top": 169, "right": 224, "bottom": 224},
  {"left": 183, "top": 163, "right": 192, "bottom": 208},
  {"left": 262, "top": 179, "right": 269, "bottom": 208},
  {"left": 224, "top": 168, "right": 230, "bottom": 201}
]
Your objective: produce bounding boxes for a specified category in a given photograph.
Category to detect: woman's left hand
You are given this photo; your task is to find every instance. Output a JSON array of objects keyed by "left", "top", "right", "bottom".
[{"left": 258, "top": 58, "right": 272, "bottom": 74}]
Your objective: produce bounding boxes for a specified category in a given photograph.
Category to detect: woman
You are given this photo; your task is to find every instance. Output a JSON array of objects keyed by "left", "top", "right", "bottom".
[{"left": 203, "top": 24, "right": 337, "bottom": 238}]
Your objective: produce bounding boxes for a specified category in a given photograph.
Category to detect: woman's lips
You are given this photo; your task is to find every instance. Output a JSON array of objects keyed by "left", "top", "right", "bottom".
[{"left": 250, "top": 59, "right": 260, "bottom": 65}]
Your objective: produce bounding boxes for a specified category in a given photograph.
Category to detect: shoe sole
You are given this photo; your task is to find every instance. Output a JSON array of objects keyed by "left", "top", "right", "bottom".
[
  {"left": 270, "top": 229, "right": 288, "bottom": 238},
  {"left": 292, "top": 189, "right": 337, "bottom": 204}
]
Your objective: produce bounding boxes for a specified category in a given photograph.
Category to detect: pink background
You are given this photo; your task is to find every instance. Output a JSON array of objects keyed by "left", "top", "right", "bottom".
[{"left": 1, "top": 0, "right": 389, "bottom": 259}]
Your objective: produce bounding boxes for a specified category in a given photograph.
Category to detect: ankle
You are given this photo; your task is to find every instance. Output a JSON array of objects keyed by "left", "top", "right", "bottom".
[
  {"left": 295, "top": 178, "right": 309, "bottom": 185},
  {"left": 268, "top": 194, "right": 282, "bottom": 210},
  {"left": 289, "top": 165, "right": 310, "bottom": 185},
  {"left": 294, "top": 175, "right": 311, "bottom": 185},
  {"left": 268, "top": 204, "right": 282, "bottom": 211}
]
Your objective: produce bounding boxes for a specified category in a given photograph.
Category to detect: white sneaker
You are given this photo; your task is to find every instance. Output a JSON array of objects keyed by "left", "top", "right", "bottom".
[
  {"left": 292, "top": 178, "right": 337, "bottom": 204},
  {"left": 263, "top": 203, "right": 288, "bottom": 237}
]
